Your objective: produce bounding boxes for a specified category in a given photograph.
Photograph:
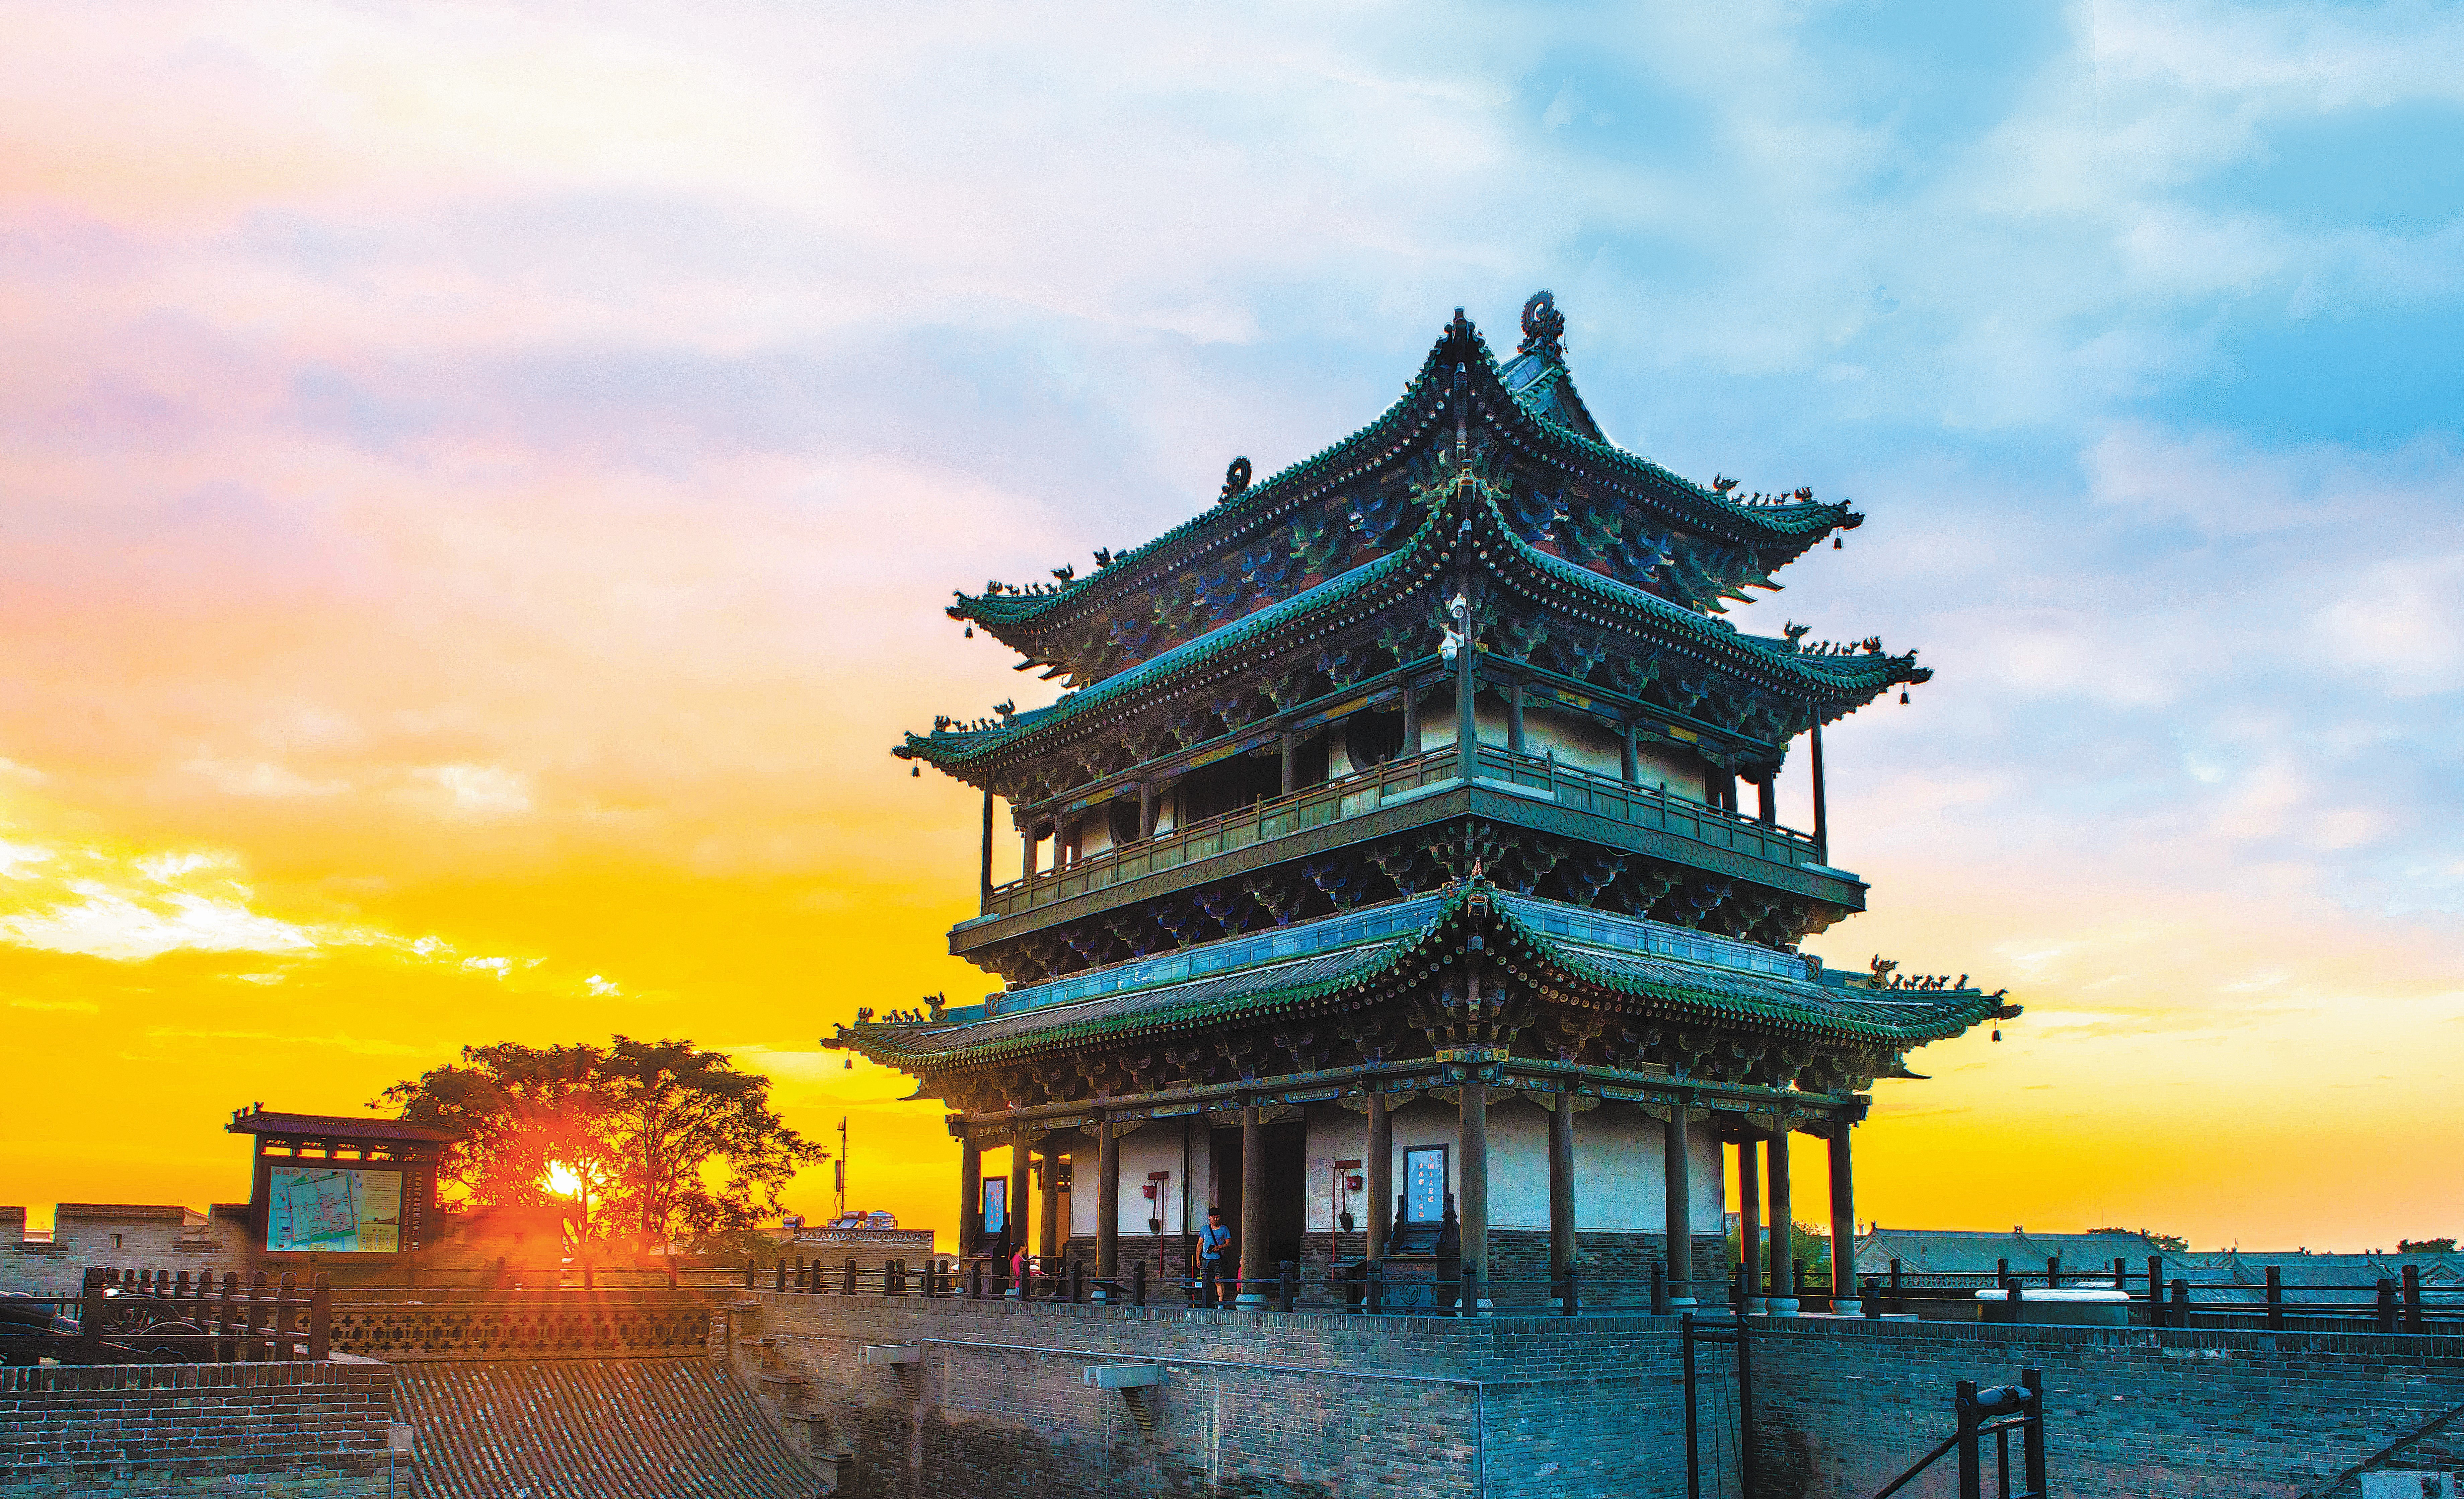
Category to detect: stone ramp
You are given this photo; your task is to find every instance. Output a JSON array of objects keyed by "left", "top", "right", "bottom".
[{"left": 394, "top": 1357, "right": 819, "bottom": 1499}]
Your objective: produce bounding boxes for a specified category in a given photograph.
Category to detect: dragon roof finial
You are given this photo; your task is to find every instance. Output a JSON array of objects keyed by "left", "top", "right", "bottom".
[{"left": 1519, "top": 290, "right": 1566, "bottom": 361}]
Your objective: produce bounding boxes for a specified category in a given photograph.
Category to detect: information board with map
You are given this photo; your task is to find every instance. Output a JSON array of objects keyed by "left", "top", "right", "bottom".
[{"left": 265, "top": 1165, "right": 403, "bottom": 1253}]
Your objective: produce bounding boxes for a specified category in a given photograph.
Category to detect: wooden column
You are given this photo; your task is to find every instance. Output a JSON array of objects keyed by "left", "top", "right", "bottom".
[
  {"left": 1810, "top": 725, "right": 1828, "bottom": 859},
  {"left": 1402, "top": 681, "right": 1421, "bottom": 756},
  {"left": 1547, "top": 1088, "right": 1576, "bottom": 1293},
  {"left": 1737, "top": 1134, "right": 1764, "bottom": 1311},
  {"left": 1459, "top": 1076, "right": 1489, "bottom": 1309},
  {"left": 1038, "top": 1138, "right": 1063, "bottom": 1264},
  {"left": 1664, "top": 1099, "right": 1695, "bottom": 1307},
  {"left": 1506, "top": 680, "right": 1526, "bottom": 756},
  {"left": 1453, "top": 574, "right": 1477, "bottom": 782},
  {"left": 960, "top": 1134, "right": 983, "bottom": 1255},
  {"left": 979, "top": 792, "right": 994, "bottom": 909},
  {"left": 1767, "top": 1128, "right": 1797, "bottom": 1314},
  {"left": 1009, "top": 1127, "right": 1033, "bottom": 1261},
  {"left": 1829, "top": 1125, "right": 1859, "bottom": 1314},
  {"left": 1364, "top": 1086, "right": 1391, "bottom": 1259},
  {"left": 1239, "top": 1103, "right": 1266, "bottom": 1304},
  {"left": 1096, "top": 1116, "right": 1120, "bottom": 1284},
  {"left": 1621, "top": 724, "right": 1639, "bottom": 785}
]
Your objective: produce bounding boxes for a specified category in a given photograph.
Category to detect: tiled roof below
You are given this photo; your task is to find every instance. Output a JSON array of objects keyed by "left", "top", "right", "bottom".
[{"left": 395, "top": 1358, "right": 818, "bottom": 1499}]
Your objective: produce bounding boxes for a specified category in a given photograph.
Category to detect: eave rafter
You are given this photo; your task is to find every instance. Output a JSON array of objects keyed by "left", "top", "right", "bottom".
[
  {"left": 945, "top": 304, "right": 1862, "bottom": 686},
  {"left": 822, "top": 882, "right": 2014, "bottom": 1098},
  {"left": 896, "top": 470, "right": 1926, "bottom": 796}
]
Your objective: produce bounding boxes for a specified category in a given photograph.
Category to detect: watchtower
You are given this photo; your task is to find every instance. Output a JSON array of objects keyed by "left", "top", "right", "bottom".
[{"left": 831, "top": 295, "right": 2013, "bottom": 1309}]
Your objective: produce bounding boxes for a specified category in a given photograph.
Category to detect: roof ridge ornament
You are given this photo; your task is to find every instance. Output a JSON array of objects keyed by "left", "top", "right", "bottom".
[
  {"left": 1219, "top": 456, "right": 1252, "bottom": 503},
  {"left": 1519, "top": 290, "right": 1566, "bottom": 362}
]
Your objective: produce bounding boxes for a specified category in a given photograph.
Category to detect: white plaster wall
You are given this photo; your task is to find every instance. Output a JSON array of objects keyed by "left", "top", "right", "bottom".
[
  {"left": 1636, "top": 740, "right": 1705, "bottom": 800},
  {"left": 1412, "top": 688, "right": 1509, "bottom": 752},
  {"left": 1483, "top": 1099, "right": 1552, "bottom": 1228},
  {"left": 1077, "top": 815, "right": 1115, "bottom": 860},
  {"left": 1303, "top": 1106, "right": 1371, "bottom": 1231},
  {"left": 1521, "top": 704, "right": 1625, "bottom": 778},
  {"left": 1062, "top": 1122, "right": 1212, "bottom": 1240},
  {"left": 1297, "top": 1097, "right": 1727, "bottom": 1234}
]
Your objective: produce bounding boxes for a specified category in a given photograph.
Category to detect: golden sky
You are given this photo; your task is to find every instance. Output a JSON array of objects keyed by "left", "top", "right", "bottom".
[{"left": 5, "top": 2, "right": 2461, "bottom": 1253}]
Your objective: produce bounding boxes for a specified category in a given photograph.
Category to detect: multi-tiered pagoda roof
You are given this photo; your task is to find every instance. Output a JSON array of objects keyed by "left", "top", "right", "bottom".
[{"left": 833, "top": 293, "right": 2010, "bottom": 1308}]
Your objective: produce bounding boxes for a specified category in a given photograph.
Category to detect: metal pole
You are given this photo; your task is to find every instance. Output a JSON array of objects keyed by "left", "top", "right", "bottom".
[
  {"left": 1737, "top": 1315, "right": 1757, "bottom": 1499},
  {"left": 1956, "top": 1380, "right": 1983, "bottom": 1499},
  {"left": 1682, "top": 1316, "right": 1700, "bottom": 1499},
  {"left": 2022, "top": 1368, "right": 2047, "bottom": 1498}
]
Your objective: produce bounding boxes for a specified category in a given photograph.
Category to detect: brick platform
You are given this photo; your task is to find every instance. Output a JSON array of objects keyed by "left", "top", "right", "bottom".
[
  {"left": 0, "top": 1361, "right": 394, "bottom": 1498},
  {"left": 721, "top": 1291, "right": 2464, "bottom": 1498}
]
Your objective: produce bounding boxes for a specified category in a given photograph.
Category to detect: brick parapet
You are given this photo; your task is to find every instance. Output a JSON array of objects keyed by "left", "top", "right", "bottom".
[{"left": 0, "top": 1361, "right": 393, "bottom": 1499}]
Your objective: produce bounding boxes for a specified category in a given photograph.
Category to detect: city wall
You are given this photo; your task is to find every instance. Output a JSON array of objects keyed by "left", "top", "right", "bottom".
[
  {"left": 727, "top": 1292, "right": 2464, "bottom": 1499},
  {"left": 0, "top": 1361, "right": 396, "bottom": 1499}
]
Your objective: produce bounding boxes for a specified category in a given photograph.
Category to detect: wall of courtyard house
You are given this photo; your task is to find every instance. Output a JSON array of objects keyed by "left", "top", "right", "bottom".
[{"left": 0, "top": 1205, "right": 231, "bottom": 1297}]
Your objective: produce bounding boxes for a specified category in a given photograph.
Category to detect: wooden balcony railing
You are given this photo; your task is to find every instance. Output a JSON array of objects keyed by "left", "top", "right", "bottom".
[
  {"left": 1469, "top": 744, "right": 1823, "bottom": 870},
  {"left": 981, "top": 742, "right": 1828, "bottom": 919}
]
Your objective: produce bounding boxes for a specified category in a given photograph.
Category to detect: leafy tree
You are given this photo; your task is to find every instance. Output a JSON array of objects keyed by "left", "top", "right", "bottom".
[
  {"left": 594, "top": 1037, "right": 825, "bottom": 1241},
  {"left": 1725, "top": 1219, "right": 1836, "bottom": 1288},
  {"left": 380, "top": 1035, "right": 825, "bottom": 1247},
  {"left": 379, "top": 1041, "right": 617, "bottom": 1227},
  {"left": 2089, "top": 1226, "right": 2189, "bottom": 1252}
]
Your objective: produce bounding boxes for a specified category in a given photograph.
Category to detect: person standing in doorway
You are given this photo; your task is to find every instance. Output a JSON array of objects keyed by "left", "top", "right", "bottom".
[{"left": 1198, "top": 1207, "right": 1233, "bottom": 1307}]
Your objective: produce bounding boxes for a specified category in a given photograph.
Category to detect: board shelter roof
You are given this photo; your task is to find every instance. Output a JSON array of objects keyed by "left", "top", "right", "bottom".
[
  {"left": 225, "top": 1106, "right": 463, "bottom": 1144},
  {"left": 824, "top": 882, "right": 2009, "bottom": 1075},
  {"left": 946, "top": 298, "right": 1859, "bottom": 676},
  {"left": 898, "top": 466, "right": 1926, "bottom": 786}
]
